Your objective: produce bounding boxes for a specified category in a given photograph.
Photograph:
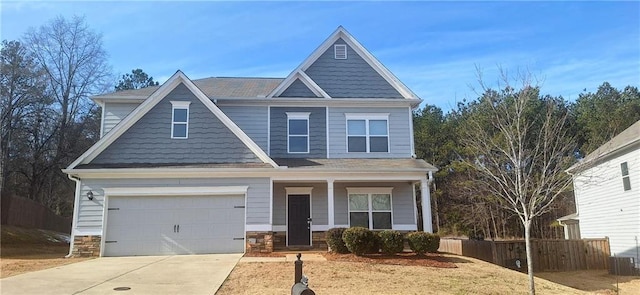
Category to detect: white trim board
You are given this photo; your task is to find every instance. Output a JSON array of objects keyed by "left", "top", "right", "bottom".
[
  {"left": 67, "top": 70, "right": 278, "bottom": 169},
  {"left": 102, "top": 186, "right": 249, "bottom": 196}
]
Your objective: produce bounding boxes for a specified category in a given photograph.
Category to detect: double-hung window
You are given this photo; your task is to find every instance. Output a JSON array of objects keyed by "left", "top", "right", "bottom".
[
  {"left": 171, "top": 101, "right": 190, "bottom": 139},
  {"left": 347, "top": 188, "right": 393, "bottom": 230},
  {"left": 621, "top": 162, "right": 631, "bottom": 191},
  {"left": 346, "top": 114, "right": 389, "bottom": 153},
  {"left": 287, "top": 112, "right": 310, "bottom": 153}
]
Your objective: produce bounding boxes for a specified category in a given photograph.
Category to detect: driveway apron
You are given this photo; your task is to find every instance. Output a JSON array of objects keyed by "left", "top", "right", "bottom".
[{"left": 0, "top": 254, "right": 242, "bottom": 295}]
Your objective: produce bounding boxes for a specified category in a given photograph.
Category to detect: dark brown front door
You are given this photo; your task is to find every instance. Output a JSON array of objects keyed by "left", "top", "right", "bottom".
[{"left": 288, "top": 195, "right": 311, "bottom": 246}]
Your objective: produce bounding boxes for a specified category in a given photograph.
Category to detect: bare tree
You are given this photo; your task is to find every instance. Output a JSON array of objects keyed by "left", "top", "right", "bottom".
[
  {"left": 461, "top": 71, "right": 574, "bottom": 294},
  {"left": 23, "top": 15, "right": 111, "bottom": 165},
  {"left": 0, "top": 40, "right": 47, "bottom": 205}
]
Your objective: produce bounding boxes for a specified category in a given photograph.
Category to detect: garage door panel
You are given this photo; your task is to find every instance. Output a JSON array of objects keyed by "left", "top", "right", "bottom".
[{"left": 104, "top": 194, "right": 245, "bottom": 256}]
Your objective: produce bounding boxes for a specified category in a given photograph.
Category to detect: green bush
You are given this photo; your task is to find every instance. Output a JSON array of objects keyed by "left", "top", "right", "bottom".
[
  {"left": 378, "top": 230, "right": 404, "bottom": 254},
  {"left": 368, "top": 231, "right": 381, "bottom": 254},
  {"left": 342, "top": 227, "right": 375, "bottom": 256},
  {"left": 407, "top": 232, "right": 440, "bottom": 255},
  {"left": 325, "top": 228, "right": 349, "bottom": 253}
]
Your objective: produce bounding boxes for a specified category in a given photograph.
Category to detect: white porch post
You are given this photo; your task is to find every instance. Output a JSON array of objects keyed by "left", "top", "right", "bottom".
[
  {"left": 327, "top": 179, "right": 335, "bottom": 228},
  {"left": 420, "top": 177, "right": 433, "bottom": 233}
]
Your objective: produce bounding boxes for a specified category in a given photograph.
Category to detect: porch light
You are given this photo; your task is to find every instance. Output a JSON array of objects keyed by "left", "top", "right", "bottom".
[{"left": 87, "top": 191, "right": 94, "bottom": 200}]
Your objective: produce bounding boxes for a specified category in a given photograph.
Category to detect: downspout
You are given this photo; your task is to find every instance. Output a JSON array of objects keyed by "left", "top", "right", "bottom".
[{"left": 65, "top": 174, "right": 81, "bottom": 258}]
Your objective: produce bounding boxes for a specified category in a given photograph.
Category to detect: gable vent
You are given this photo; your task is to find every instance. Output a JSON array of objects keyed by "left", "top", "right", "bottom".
[{"left": 334, "top": 44, "right": 347, "bottom": 59}]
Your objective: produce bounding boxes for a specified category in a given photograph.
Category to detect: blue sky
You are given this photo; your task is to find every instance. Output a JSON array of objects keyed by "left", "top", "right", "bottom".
[{"left": 2, "top": 1, "right": 639, "bottom": 111}]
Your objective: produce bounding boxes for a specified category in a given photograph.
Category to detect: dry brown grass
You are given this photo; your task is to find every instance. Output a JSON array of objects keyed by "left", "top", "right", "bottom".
[
  {"left": 1, "top": 226, "right": 91, "bottom": 278},
  {"left": 217, "top": 254, "right": 587, "bottom": 295},
  {"left": 536, "top": 270, "right": 640, "bottom": 294}
]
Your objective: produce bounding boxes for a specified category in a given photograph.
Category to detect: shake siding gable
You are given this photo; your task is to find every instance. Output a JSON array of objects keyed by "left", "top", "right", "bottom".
[
  {"left": 304, "top": 38, "right": 403, "bottom": 99},
  {"left": 91, "top": 83, "right": 261, "bottom": 165},
  {"left": 279, "top": 79, "right": 319, "bottom": 98}
]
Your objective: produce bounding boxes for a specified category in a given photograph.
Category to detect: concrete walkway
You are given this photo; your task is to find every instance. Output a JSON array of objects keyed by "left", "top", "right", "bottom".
[{"left": 0, "top": 254, "right": 242, "bottom": 295}]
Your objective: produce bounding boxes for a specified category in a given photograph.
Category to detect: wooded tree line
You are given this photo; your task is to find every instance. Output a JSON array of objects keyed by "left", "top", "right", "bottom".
[
  {"left": 414, "top": 78, "right": 640, "bottom": 240},
  {"left": 1, "top": 16, "right": 158, "bottom": 218}
]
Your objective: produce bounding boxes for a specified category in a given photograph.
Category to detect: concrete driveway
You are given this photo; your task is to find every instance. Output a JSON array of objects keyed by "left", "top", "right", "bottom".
[{"left": 0, "top": 254, "right": 242, "bottom": 295}]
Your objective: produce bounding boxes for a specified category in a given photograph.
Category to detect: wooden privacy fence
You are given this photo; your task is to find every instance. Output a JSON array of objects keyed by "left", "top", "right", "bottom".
[
  {"left": 439, "top": 238, "right": 610, "bottom": 272},
  {"left": 1, "top": 195, "right": 71, "bottom": 233}
]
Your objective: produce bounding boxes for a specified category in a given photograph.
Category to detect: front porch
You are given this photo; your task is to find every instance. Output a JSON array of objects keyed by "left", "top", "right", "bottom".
[{"left": 246, "top": 175, "right": 434, "bottom": 253}]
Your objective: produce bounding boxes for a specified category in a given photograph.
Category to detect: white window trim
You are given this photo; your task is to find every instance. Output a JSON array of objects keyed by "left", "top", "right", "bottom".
[
  {"left": 346, "top": 187, "right": 393, "bottom": 230},
  {"left": 345, "top": 113, "right": 390, "bottom": 153},
  {"left": 287, "top": 112, "right": 310, "bottom": 154},
  {"left": 334, "top": 44, "right": 347, "bottom": 59},
  {"left": 170, "top": 101, "right": 191, "bottom": 139}
]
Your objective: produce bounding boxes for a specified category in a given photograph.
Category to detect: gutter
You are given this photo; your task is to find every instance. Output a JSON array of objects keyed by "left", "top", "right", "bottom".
[{"left": 65, "top": 174, "right": 81, "bottom": 258}]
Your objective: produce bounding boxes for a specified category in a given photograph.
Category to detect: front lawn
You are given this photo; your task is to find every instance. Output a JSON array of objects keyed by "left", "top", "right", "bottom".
[{"left": 217, "top": 254, "right": 586, "bottom": 294}]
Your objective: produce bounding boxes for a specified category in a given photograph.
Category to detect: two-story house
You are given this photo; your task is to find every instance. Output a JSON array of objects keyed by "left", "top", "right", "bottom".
[{"left": 63, "top": 26, "right": 437, "bottom": 257}]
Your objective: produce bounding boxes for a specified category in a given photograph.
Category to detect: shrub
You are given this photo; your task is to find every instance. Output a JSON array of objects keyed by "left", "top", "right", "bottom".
[
  {"left": 378, "top": 230, "right": 404, "bottom": 254},
  {"left": 407, "top": 232, "right": 440, "bottom": 255},
  {"left": 368, "top": 231, "right": 381, "bottom": 254},
  {"left": 326, "top": 228, "right": 349, "bottom": 253},
  {"left": 342, "top": 227, "right": 375, "bottom": 256}
]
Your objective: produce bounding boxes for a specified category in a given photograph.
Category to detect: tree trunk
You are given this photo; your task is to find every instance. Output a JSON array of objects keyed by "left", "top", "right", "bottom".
[{"left": 524, "top": 219, "right": 535, "bottom": 295}]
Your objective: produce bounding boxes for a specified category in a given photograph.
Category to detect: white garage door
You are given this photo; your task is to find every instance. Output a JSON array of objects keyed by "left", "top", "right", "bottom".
[{"left": 103, "top": 195, "right": 245, "bottom": 256}]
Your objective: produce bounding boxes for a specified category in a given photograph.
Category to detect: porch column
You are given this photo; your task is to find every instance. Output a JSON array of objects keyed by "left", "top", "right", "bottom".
[
  {"left": 327, "top": 179, "right": 335, "bottom": 228},
  {"left": 420, "top": 177, "right": 433, "bottom": 233}
]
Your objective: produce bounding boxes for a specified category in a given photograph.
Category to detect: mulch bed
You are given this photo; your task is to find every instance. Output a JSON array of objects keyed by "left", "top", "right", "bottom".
[
  {"left": 243, "top": 252, "right": 287, "bottom": 257},
  {"left": 323, "top": 252, "right": 458, "bottom": 268}
]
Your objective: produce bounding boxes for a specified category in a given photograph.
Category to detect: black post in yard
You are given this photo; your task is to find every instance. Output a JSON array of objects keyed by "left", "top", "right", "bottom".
[{"left": 294, "top": 253, "right": 303, "bottom": 284}]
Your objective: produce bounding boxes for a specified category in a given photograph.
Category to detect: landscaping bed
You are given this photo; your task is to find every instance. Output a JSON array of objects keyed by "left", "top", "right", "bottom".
[{"left": 323, "top": 252, "right": 457, "bottom": 268}]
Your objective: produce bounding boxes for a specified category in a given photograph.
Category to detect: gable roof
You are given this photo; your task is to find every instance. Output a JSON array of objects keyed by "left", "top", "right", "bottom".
[
  {"left": 93, "top": 77, "right": 283, "bottom": 101},
  {"left": 67, "top": 71, "right": 279, "bottom": 170},
  {"left": 567, "top": 120, "right": 640, "bottom": 173},
  {"left": 267, "top": 26, "right": 419, "bottom": 99}
]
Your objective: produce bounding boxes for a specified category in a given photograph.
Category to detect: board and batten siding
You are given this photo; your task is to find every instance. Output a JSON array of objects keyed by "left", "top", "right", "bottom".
[
  {"left": 74, "top": 177, "right": 271, "bottom": 234},
  {"left": 91, "top": 83, "right": 261, "bottom": 164},
  {"left": 102, "top": 102, "right": 139, "bottom": 136},
  {"left": 573, "top": 148, "right": 640, "bottom": 259},
  {"left": 333, "top": 182, "right": 416, "bottom": 228},
  {"left": 270, "top": 107, "right": 327, "bottom": 158},
  {"left": 219, "top": 105, "right": 269, "bottom": 152},
  {"left": 272, "top": 182, "right": 328, "bottom": 227},
  {"left": 328, "top": 107, "right": 412, "bottom": 158}
]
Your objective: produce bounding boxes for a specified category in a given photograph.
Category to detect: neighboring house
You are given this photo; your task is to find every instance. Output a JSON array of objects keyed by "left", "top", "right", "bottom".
[
  {"left": 565, "top": 120, "right": 640, "bottom": 264},
  {"left": 63, "top": 26, "right": 437, "bottom": 257}
]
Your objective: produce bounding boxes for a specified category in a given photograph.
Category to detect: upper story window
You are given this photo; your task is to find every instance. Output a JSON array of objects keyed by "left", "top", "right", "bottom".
[
  {"left": 287, "top": 112, "right": 310, "bottom": 153},
  {"left": 334, "top": 44, "right": 347, "bottom": 59},
  {"left": 346, "top": 114, "right": 389, "bottom": 153},
  {"left": 621, "top": 162, "right": 631, "bottom": 191},
  {"left": 347, "top": 187, "right": 393, "bottom": 230},
  {"left": 171, "top": 101, "right": 190, "bottom": 139}
]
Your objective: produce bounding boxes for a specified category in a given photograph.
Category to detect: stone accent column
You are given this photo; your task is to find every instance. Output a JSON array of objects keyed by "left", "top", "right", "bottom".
[
  {"left": 246, "top": 231, "right": 274, "bottom": 253},
  {"left": 72, "top": 235, "right": 101, "bottom": 257}
]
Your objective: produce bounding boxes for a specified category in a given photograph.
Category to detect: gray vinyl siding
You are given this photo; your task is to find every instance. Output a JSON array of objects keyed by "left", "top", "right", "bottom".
[
  {"left": 279, "top": 79, "right": 319, "bottom": 98},
  {"left": 304, "top": 38, "right": 403, "bottom": 98},
  {"left": 272, "top": 182, "right": 328, "bottom": 226},
  {"left": 218, "top": 105, "right": 268, "bottom": 151},
  {"left": 328, "top": 107, "right": 411, "bottom": 158},
  {"left": 91, "top": 83, "right": 261, "bottom": 164},
  {"left": 103, "top": 102, "right": 139, "bottom": 136},
  {"left": 269, "top": 107, "right": 326, "bottom": 158},
  {"left": 334, "top": 182, "right": 415, "bottom": 226},
  {"left": 75, "top": 177, "right": 270, "bottom": 232}
]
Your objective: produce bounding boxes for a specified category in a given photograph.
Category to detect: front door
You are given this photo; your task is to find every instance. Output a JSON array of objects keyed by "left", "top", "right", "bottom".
[{"left": 287, "top": 195, "right": 311, "bottom": 246}]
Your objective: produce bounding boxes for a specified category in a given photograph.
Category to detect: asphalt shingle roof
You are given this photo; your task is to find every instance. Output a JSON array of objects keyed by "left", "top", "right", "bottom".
[
  {"left": 568, "top": 120, "right": 640, "bottom": 172},
  {"left": 93, "top": 77, "right": 284, "bottom": 99}
]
